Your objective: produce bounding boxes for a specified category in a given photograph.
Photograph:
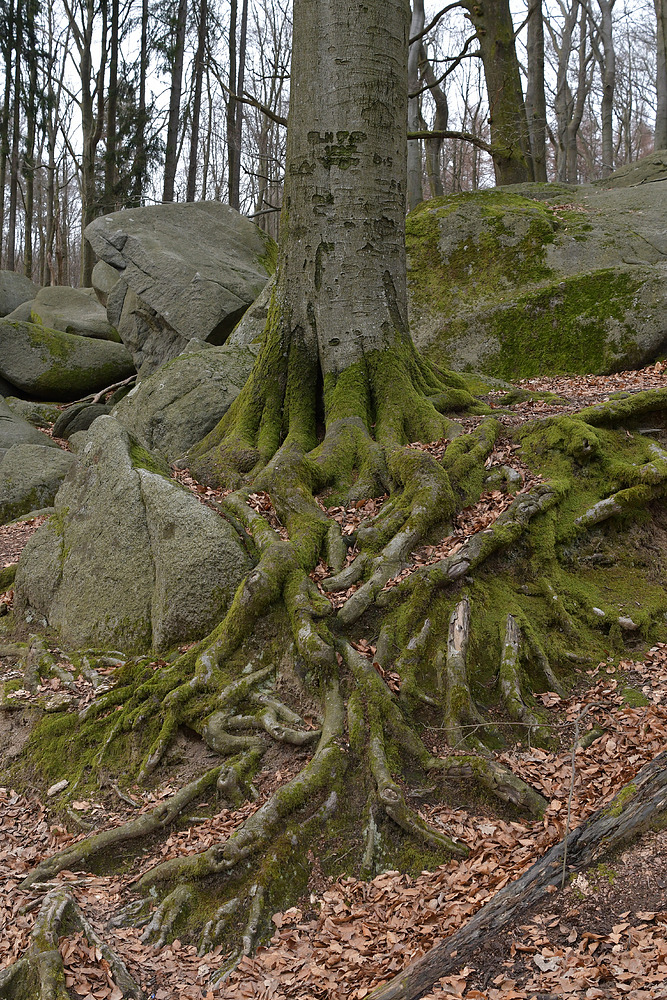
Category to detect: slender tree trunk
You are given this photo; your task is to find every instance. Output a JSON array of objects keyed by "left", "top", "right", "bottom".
[
  {"left": 186, "top": 0, "right": 207, "bottom": 201},
  {"left": 227, "top": 0, "right": 239, "bottom": 207},
  {"left": 462, "top": 0, "right": 534, "bottom": 184},
  {"left": 6, "top": 0, "right": 22, "bottom": 272},
  {"left": 163, "top": 0, "right": 187, "bottom": 202},
  {"left": 419, "top": 44, "right": 447, "bottom": 198},
  {"left": 407, "top": 0, "right": 425, "bottom": 210},
  {"left": 231, "top": 0, "right": 248, "bottom": 207},
  {"left": 23, "top": 0, "right": 39, "bottom": 278},
  {"left": 0, "top": 0, "right": 16, "bottom": 265},
  {"left": 525, "top": 0, "right": 548, "bottom": 181},
  {"left": 655, "top": 0, "right": 667, "bottom": 148},
  {"left": 131, "top": 0, "right": 149, "bottom": 205},
  {"left": 596, "top": 0, "right": 616, "bottom": 177},
  {"left": 104, "top": 0, "right": 119, "bottom": 211}
]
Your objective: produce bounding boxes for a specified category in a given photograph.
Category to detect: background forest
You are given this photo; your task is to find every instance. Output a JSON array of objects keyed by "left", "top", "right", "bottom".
[{"left": 0, "top": 0, "right": 664, "bottom": 285}]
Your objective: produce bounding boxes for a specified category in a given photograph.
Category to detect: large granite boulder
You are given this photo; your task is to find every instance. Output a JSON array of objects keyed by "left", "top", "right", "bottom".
[
  {"left": 85, "top": 202, "right": 276, "bottom": 376},
  {"left": 0, "top": 320, "right": 135, "bottom": 401},
  {"left": 0, "top": 443, "right": 76, "bottom": 524},
  {"left": 407, "top": 151, "right": 667, "bottom": 378},
  {"left": 0, "top": 397, "right": 60, "bottom": 460},
  {"left": 113, "top": 343, "right": 259, "bottom": 460},
  {"left": 14, "top": 416, "right": 255, "bottom": 651},
  {"left": 0, "top": 271, "right": 38, "bottom": 317},
  {"left": 30, "top": 285, "right": 120, "bottom": 341}
]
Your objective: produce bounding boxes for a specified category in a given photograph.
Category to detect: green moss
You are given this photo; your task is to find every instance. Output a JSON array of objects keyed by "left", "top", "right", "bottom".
[
  {"left": 0, "top": 564, "right": 17, "bottom": 592},
  {"left": 621, "top": 686, "right": 649, "bottom": 708},
  {"left": 603, "top": 782, "right": 637, "bottom": 818},
  {"left": 258, "top": 230, "right": 278, "bottom": 276},
  {"left": 128, "top": 441, "right": 171, "bottom": 477}
]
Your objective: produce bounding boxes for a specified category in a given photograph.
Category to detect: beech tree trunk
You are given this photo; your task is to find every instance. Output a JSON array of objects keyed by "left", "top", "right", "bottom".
[
  {"left": 461, "top": 0, "right": 534, "bottom": 185},
  {"left": 526, "top": 0, "right": 548, "bottom": 182},
  {"left": 163, "top": 0, "right": 187, "bottom": 203},
  {"left": 655, "top": 0, "right": 667, "bottom": 149},
  {"left": 279, "top": 0, "right": 409, "bottom": 380},
  {"left": 407, "top": 0, "right": 425, "bottom": 211}
]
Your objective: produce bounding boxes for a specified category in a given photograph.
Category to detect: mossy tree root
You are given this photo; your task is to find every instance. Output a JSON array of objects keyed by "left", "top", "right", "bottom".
[
  {"left": 134, "top": 680, "right": 346, "bottom": 889},
  {"left": 20, "top": 768, "right": 222, "bottom": 890},
  {"left": 498, "top": 614, "right": 540, "bottom": 729},
  {"left": 442, "top": 597, "right": 485, "bottom": 747},
  {"left": 0, "top": 889, "right": 144, "bottom": 1000}
]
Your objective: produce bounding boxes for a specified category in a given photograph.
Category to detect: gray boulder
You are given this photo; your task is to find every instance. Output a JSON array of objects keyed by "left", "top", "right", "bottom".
[
  {"left": 85, "top": 202, "right": 276, "bottom": 376},
  {"left": 31, "top": 285, "right": 120, "bottom": 341},
  {"left": 4, "top": 398, "right": 62, "bottom": 428},
  {"left": 0, "top": 443, "right": 76, "bottom": 525},
  {"left": 0, "top": 397, "right": 59, "bottom": 460},
  {"left": 0, "top": 319, "right": 135, "bottom": 402},
  {"left": 0, "top": 271, "right": 39, "bottom": 317},
  {"left": 52, "top": 402, "right": 112, "bottom": 440},
  {"left": 407, "top": 151, "right": 667, "bottom": 378},
  {"left": 5, "top": 300, "right": 34, "bottom": 322},
  {"left": 14, "top": 416, "right": 254, "bottom": 651},
  {"left": 227, "top": 273, "right": 275, "bottom": 347},
  {"left": 113, "top": 343, "right": 259, "bottom": 460},
  {"left": 91, "top": 260, "right": 121, "bottom": 308}
]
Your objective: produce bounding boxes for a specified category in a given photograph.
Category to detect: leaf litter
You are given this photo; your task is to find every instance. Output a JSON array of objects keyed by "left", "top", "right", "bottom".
[{"left": 1, "top": 364, "right": 667, "bottom": 997}]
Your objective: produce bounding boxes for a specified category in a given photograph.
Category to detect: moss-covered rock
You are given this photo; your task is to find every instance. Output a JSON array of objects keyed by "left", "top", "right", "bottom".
[
  {"left": 0, "top": 319, "right": 136, "bottom": 401},
  {"left": 407, "top": 155, "right": 667, "bottom": 377},
  {"left": 113, "top": 343, "right": 259, "bottom": 461},
  {"left": 0, "top": 443, "right": 76, "bottom": 525},
  {"left": 13, "top": 416, "right": 255, "bottom": 651}
]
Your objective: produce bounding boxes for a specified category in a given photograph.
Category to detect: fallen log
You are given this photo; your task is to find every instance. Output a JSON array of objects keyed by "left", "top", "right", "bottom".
[{"left": 369, "top": 751, "right": 667, "bottom": 1000}]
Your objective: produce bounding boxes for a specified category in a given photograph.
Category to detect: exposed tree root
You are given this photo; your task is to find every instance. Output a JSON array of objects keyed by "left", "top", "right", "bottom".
[
  {"left": 498, "top": 614, "right": 540, "bottom": 729},
  {"left": 20, "top": 768, "right": 223, "bottom": 890},
  {"left": 0, "top": 889, "right": 144, "bottom": 1000},
  {"left": 369, "top": 751, "right": 667, "bottom": 999}
]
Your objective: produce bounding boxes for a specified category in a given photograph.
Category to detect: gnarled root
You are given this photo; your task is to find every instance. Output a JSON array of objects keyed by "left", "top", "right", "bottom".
[
  {"left": 498, "top": 614, "right": 541, "bottom": 730},
  {"left": 0, "top": 889, "right": 144, "bottom": 1000},
  {"left": 20, "top": 768, "right": 222, "bottom": 890}
]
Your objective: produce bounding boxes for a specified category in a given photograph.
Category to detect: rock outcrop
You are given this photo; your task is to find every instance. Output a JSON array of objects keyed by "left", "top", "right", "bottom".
[
  {"left": 407, "top": 151, "right": 667, "bottom": 378},
  {"left": 30, "top": 285, "right": 119, "bottom": 341},
  {"left": 0, "top": 320, "right": 135, "bottom": 401},
  {"left": 0, "top": 271, "right": 38, "bottom": 318},
  {"left": 113, "top": 343, "right": 259, "bottom": 460},
  {"left": 0, "top": 444, "right": 76, "bottom": 524},
  {"left": 14, "top": 417, "right": 255, "bottom": 651},
  {"left": 86, "top": 202, "right": 276, "bottom": 375}
]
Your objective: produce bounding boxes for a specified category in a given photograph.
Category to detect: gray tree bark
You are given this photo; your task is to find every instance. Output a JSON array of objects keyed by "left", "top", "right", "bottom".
[
  {"left": 163, "top": 0, "right": 187, "bottom": 203},
  {"left": 407, "top": 0, "right": 425, "bottom": 211},
  {"left": 656, "top": 0, "right": 667, "bottom": 148},
  {"left": 278, "top": 0, "right": 410, "bottom": 379},
  {"left": 525, "top": 0, "right": 548, "bottom": 181}
]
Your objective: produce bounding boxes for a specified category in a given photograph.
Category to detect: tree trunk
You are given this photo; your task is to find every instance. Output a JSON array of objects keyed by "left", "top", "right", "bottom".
[
  {"left": 6, "top": 0, "right": 22, "bottom": 272},
  {"left": 103, "top": 0, "right": 119, "bottom": 212},
  {"left": 0, "top": 0, "right": 16, "bottom": 265},
  {"left": 23, "top": 0, "right": 39, "bottom": 278},
  {"left": 407, "top": 0, "right": 425, "bottom": 211},
  {"left": 131, "top": 0, "right": 149, "bottom": 206},
  {"left": 655, "top": 0, "right": 667, "bottom": 148},
  {"left": 163, "top": 0, "right": 187, "bottom": 203},
  {"left": 187, "top": 0, "right": 207, "bottom": 201},
  {"left": 596, "top": 0, "right": 616, "bottom": 177},
  {"left": 227, "top": 0, "right": 239, "bottom": 208},
  {"left": 525, "top": 0, "right": 548, "bottom": 181},
  {"left": 461, "top": 0, "right": 534, "bottom": 185},
  {"left": 419, "top": 45, "right": 447, "bottom": 198}
]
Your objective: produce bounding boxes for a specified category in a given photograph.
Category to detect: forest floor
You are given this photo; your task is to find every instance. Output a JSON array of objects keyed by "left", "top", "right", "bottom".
[{"left": 1, "top": 363, "right": 667, "bottom": 1000}]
